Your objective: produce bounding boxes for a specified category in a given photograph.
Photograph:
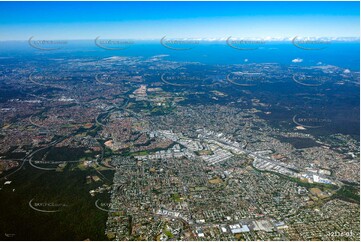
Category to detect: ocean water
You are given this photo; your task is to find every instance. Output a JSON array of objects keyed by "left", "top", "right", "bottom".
[{"left": 0, "top": 40, "right": 360, "bottom": 71}]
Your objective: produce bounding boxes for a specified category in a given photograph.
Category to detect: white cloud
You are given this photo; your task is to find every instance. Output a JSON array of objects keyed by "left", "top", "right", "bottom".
[{"left": 292, "top": 58, "right": 303, "bottom": 63}]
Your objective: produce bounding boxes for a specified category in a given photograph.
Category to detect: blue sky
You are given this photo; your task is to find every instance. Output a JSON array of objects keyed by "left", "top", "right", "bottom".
[{"left": 0, "top": 1, "right": 359, "bottom": 40}]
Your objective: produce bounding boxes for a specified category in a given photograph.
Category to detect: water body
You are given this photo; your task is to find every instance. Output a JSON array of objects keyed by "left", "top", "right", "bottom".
[{"left": 1, "top": 40, "right": 360, "bottom": 70}]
